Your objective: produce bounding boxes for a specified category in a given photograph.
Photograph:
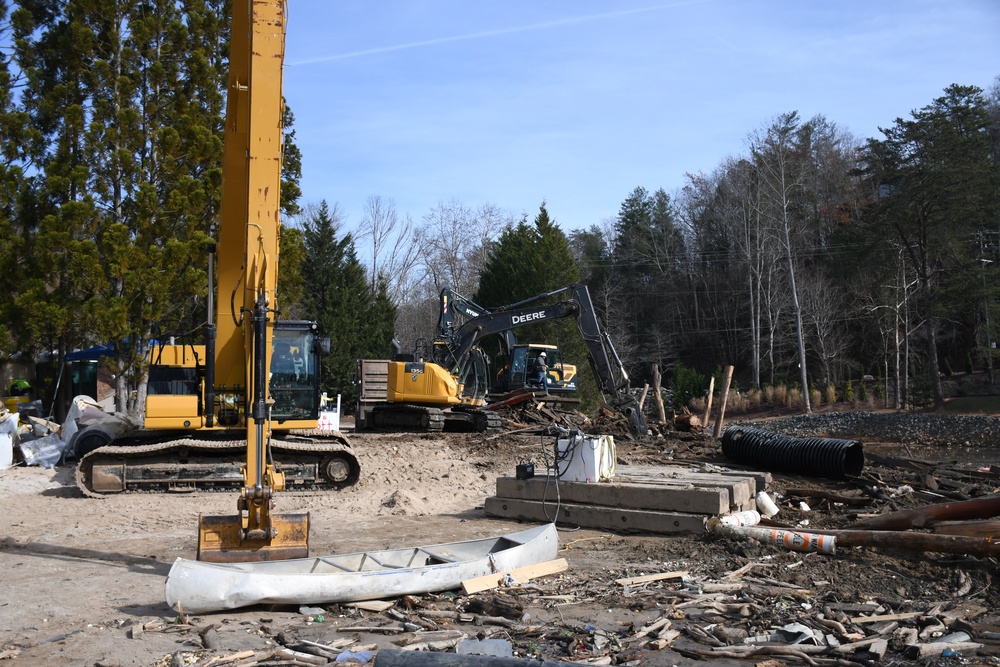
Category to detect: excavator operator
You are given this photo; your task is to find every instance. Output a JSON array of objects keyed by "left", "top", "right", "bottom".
[
  {"left": 531, "top": 351, "right": 549, "bottom": 393},
  {"left": 272, "top": 341, "right": 297, "bottom": 385}
]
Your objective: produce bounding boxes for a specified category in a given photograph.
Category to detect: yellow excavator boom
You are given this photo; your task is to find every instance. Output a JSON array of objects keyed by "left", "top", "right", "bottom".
[{"left": 197, "top": 0, "right": 308, "bottom": 563}]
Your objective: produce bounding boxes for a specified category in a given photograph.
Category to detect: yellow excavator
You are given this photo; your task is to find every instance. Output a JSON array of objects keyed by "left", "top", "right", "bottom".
[{"left": 75, "top": 0, "right": 358, "bottom": 562}]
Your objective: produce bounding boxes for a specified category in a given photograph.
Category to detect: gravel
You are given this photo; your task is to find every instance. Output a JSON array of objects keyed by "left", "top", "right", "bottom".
[{"left": 733, "top": 410, "right": 1000, "bottom": 448}]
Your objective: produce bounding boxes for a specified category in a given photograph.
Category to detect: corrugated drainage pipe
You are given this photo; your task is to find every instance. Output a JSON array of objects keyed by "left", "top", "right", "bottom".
[{"left": 721, "top": 425, "right": 864, "bottom": 478}]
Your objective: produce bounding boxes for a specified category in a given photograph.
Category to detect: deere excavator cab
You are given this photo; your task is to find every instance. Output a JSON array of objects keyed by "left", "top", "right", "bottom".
[
  {"left": 435, "top": 288, "right": 577, "bottom": 396},
  {"left": 495, "top": 344, "right": 577, "bottom": 394}
]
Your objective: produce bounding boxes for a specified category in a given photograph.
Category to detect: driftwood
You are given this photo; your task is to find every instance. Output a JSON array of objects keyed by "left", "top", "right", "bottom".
[{"left": 848, "top": 495, "right": 1000, "bottom": 530}]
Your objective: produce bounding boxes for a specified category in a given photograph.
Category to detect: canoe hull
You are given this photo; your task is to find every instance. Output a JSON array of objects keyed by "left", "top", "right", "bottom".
[{"left": 166, "top": 523, "right": 558, "bottom": 613}]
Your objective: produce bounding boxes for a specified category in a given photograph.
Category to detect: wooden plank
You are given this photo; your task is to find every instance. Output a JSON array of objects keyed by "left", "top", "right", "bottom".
[
  {"left": 496, "top": 476, "right": 732, "bottom": 515},
  {"left": 461, "top": 558, "right": 569, "bottom": 595},
  {"left": 485, "top": 497, "right": 708, "bottom": 534}
]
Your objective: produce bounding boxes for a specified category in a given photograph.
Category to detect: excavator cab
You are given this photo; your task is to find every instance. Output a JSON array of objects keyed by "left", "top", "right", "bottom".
[
  {"left": 270, "top": 322, "right": 328, "bottom": 424},
  {"left": 495, "top": 344, "right": 577, "bottom": 393}
]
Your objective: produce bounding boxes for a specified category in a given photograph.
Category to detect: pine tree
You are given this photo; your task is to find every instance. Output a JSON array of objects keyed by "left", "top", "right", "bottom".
[
  {"left": 300, "top": 202, "right": 396, "bottom": 407},
  {"left": 475, "top": 203, "right": 600, "bottom": 404}
]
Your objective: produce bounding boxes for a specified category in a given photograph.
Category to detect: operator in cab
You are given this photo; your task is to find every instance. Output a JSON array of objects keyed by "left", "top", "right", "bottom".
[{"left": 531, "top": 351, "right": 549, "bottom": 394}]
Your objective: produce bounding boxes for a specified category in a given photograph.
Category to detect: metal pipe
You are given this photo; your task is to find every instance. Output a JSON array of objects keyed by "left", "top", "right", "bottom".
[
  {"left": 721, "top": 425, "right": 864, "bottom": 478},
  {"left": 205, "top": 243, "right": 217, "bottom": 427}
]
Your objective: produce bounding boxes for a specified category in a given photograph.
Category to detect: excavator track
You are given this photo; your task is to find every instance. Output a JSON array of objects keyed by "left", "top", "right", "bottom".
[
  {"left": 76, "top": 433, "right": 360, "bottom": 497},
  {"left": 368, "top": 403, "right": 501, "bottom": 433}
]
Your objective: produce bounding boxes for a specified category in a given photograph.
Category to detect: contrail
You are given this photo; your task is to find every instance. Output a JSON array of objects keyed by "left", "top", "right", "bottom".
[{"left": 289, "top": 1, "right": 704, "bottom": 66}]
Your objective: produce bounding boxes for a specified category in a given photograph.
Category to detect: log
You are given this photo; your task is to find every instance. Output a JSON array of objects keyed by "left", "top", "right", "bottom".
[
  {"left": 848, "top": 494, "right": 1000, "bottom": 530},
  {"left": 712, "top": 365, "right": 734, "bottom": 439},
  {"left": 815, "top": 528, "right": 1000, "bottom": 557},
  {"left": 932, "top": 518, "right": 1000, "bottom": 538},
  {"left": 652, "top": 364, "right": 667, "bottom": 424},
  {"left": 701, "top": 376, "right": 715, "bottom": 428},
  {"left": 905, "top": 641, "right": 984, "bottom": 659},
  {"left": 374, "top": 648, "right": 567, "bottom": 666}
]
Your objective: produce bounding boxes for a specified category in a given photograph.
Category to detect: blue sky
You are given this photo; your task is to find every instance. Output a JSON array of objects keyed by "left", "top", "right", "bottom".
[{"left": 282, "top": 1, "right": 1000, "bottom": 235}]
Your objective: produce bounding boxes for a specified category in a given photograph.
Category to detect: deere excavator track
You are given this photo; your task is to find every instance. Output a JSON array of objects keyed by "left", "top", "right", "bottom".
[
  {"left": 368, "top": 403, "right": 501, "bottom": 433},
  {"left": 76, "top": 433, "right": 360, "bottom": 497}
]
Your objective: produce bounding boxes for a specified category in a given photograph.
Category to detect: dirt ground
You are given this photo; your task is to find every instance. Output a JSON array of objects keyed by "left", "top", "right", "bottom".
[{"left": 1, "top": 414, "right": 999, "bottom": 667}]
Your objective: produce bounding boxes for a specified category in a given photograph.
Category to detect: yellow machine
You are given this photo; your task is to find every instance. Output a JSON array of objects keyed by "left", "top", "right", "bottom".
[{"left": 75, "top": 0, "right": 358, "bottom": 562}]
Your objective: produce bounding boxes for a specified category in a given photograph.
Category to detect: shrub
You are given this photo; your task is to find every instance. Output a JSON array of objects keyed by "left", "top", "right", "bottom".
[
  {"left": 728, "top": 389, "right": 749, "bottom": 413},
  {"left": 825, "top": 383, "right": 837, "bottom": 404},
  {"left": 772, "top": 384, "right": 788, "bottom": 405},
  {"left": 845, "top": 379, "right": 854, "bottom": 402},
  {"left": 811, "top": 387, "right": 822, "bottom": 407},
  {"left": 670, "top": 362, "right": 707, "bottom": 410},
  {"left": 787, "top": 386, "right": 803, "bottom": 409},
  {"left": 859, "top": 378, "right": 868, "bottom": 401}
]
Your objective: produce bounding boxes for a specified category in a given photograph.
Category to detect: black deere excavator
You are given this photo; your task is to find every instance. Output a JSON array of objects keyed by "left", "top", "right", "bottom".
[
  {"left": 73, "top": 1, "right": 359, "bottom": 562},
  {"left": 434, "top": 288, "right": 578, "bottom": 394},
  {"left": 368, "top": 284, "right": 647, "bottom": 437}
]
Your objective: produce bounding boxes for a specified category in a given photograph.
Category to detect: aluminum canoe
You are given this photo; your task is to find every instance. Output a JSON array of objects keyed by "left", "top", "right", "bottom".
[{"left": 165, "top": 523, "right": 558, "bottom": 614}]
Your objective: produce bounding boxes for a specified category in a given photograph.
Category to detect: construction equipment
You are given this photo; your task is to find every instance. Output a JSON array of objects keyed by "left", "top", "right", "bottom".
[
  {"left": 75, "top": 0, "right": 359, "bottom": 562},
  {"left": 367, "top": 284, "right": 647, "bottom": 436},
  {"left": 436, "top": 288, "right": 577, "bottom": 394}
]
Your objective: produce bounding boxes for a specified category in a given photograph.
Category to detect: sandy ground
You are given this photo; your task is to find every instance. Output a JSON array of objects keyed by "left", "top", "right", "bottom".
[{"left": 1, "top": 420, "right": 999, "bottom": 666}]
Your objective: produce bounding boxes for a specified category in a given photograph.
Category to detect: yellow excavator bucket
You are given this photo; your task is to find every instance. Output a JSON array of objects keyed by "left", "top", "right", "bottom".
[{"left": 197, "top": 512, "right": 310, "bottom": 563}]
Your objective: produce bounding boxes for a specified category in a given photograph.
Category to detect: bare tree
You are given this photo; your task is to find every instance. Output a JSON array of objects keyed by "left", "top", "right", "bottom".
[
  {"left": 414, "top": 199, "right": 512, "bottom": 297},
  {"left": 356, "top": 195, "right": 422, "bottom": 305},
  {"left": 750, "top": 112, "right": 812, "bottom": 412}
]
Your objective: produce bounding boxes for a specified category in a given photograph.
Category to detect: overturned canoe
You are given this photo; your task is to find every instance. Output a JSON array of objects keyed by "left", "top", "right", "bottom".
[{"left": 165, "top": 523, "right": 558, "bottom": 614}]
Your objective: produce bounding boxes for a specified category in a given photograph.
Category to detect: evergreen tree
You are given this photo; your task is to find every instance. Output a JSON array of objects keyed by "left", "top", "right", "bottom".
[
  {"left": 859, "top": 84, "right": 1000, "bottom": 410},
  {"left": 300, "top": 201, "right": 396, "bottom": 408},
  {"left": 475, "top": 203, "right": 602, "bottom": 404}
]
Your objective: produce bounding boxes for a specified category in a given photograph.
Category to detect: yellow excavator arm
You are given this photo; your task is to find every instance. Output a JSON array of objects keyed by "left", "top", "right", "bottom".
[{"left": 197, "top": 0, "right": 308, "bottom": 562}]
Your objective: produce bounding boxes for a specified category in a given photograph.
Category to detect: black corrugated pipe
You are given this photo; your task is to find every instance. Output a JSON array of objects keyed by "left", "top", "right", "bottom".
[{"left": 721, "top": 425, "right": 864, "bottom": 478}]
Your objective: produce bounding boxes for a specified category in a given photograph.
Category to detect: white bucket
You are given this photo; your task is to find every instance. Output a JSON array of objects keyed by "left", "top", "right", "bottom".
[{"left": 555, "top": 434, "right": 615, "bottom": 482}]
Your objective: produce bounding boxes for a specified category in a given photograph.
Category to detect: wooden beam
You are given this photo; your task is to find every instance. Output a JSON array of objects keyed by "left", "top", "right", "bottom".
[
  {"left": 496, "top": 476, "right": 733, "bottom": 515},
  {"left": 485, "top": 497, "right": 708, "bottom": 534},
  {"left": 461, "top": 558, "right": 568, "bottom": 595}
]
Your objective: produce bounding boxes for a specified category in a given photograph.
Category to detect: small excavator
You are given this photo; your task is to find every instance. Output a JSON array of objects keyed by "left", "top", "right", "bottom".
[
  {"left": 368, "top": 284, "right": 647, "bottom": 436},
  {"left": 74, "top": 1, "right": 359, "bottom": 562}
]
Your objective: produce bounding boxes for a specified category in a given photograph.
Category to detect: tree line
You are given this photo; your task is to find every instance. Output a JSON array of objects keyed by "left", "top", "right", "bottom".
[{"left": 0, "top": 3, "right": 997, "bottom": 415}]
